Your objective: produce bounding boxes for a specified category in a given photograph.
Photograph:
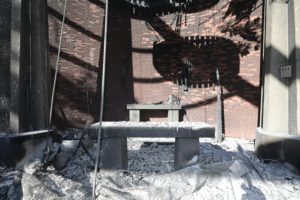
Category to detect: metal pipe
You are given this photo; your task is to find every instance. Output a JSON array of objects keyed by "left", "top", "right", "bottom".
[{"left": 93, "top": 0, "right": 109, "bottom": 198}]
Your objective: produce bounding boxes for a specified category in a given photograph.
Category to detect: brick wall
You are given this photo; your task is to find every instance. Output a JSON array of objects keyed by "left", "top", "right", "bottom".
[
  {"left": 48, "top": 0, "right": 104, "bottom": 128},
  {"left": 49, "top": 0, "right": 262, "bottom": 139},
  {"left": 0, "top": 0, "right": 11, "bottom": 132}
]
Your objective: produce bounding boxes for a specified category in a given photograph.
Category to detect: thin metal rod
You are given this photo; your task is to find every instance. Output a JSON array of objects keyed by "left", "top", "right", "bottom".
[
  {"left": 49, "top": 0, "right": 68, "bottom": 126},
  {"left": 93, "top": 0, "right": 109, "bottom": 198},
  {"left": 43, "top": 0, "right": 67, "bottom": 168},
  {"left": 216, "top": 68, "right": 223, "bottom": 143}
]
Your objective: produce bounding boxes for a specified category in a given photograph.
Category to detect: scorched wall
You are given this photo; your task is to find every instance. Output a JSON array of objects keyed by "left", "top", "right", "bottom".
[{"left": 48, "top": 0, "right": 262, "bottom": 139}]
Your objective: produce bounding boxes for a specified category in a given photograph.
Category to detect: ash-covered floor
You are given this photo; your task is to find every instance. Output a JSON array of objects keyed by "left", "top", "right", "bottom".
[{"left": 1, "top": 130, "right": 300, "bottom": 200}]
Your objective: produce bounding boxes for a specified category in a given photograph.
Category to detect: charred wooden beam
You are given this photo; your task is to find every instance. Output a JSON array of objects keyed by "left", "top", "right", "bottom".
[
  {"left": 29, "top": 0, "right": 50, "bottom": 130},
  {"left": 10, "top": 0, "right": 22, "bottom": 133},
  {"left": 0, "top": 130, "right": 54, "bottom": 167}
]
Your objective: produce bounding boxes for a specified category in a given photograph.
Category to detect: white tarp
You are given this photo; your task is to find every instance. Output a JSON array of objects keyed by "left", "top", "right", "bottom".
[{"left": 98, "top": 160, "right": 267, "bottom": 200}]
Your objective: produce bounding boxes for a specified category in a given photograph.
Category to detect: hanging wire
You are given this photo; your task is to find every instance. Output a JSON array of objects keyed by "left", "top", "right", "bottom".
[
  {"left": 213, "top": 0, "right": 217, "bottom": 126},
  {"left": 84, "top": 1, "right": 91, "bottom": 119},
  {"left": 214, "top": 1, "right": 216, "bottom": 38},
  {"left": 93, "top": 0, "right": 109, "bottom": 198},
  {"left": 49, "top": 0, "right": 68, "bottom": 126},
  {"left": 44, "top": 0, "right": 68, "bottom": 168}
]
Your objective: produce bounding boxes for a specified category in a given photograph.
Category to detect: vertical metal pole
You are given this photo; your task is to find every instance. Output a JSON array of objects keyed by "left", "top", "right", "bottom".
[
  {"left": 216, "top": 69, "right": 223, "bottom": 143},
  {"left": 93, "top": 0, "right": 109, "bottom": 198}
]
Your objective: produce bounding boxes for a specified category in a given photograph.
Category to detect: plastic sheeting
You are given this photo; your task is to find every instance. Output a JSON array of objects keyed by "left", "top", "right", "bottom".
[
  {"left": 98, "top": 160, "right": 268, "bottom": 200},
  {"left": 2, "top": 136, "right": 299, "bottom": 200}
]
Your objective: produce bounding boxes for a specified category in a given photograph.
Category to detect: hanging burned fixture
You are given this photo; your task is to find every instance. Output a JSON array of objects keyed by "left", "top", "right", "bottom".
[
  {"left": 178, "top": 57, "right": 194, "bottom": 91},
  {"left": 120, "top": 0, "right": 193, "bottom": 18},
  {"left": 115, "top": 0, "right": 220, "bottom": 18}
]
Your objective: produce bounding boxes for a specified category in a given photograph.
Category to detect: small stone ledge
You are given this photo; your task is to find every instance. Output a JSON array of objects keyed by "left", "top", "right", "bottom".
[
  {"left": 127, "top": 104, "right": 182, "bottom": 110},
  {"left": 0, "top": 130, "right": 54, "bottom": 168},
  {"left": 255, "top": 127, "right": 300, "bottom": 170}
]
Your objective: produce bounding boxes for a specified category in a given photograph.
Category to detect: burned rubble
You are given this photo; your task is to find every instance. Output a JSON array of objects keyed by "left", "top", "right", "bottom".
[{"left": 1, "top": 129, "right": 300, "bottom": 200}]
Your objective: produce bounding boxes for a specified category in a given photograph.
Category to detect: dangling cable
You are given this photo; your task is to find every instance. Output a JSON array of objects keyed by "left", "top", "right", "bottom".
[
  {"left": 93, "top": 0, "right": 109, "bottom": 198},
  {"left": 84, "top": 1, "right": 90, "bottom": 119},
  {"left": 44, "top": 0, "right": 68, "bottom": 168},
  {"left": 49, "top": 0, "right": 68, "bottom": 126}
]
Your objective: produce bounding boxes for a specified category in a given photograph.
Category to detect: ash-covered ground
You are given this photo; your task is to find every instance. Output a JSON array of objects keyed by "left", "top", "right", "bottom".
[{"left": 1, "top": 129, "right": 300, "bottom": 200}]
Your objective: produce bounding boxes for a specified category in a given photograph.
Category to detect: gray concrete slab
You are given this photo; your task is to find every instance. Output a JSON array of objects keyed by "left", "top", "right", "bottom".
[
  {"left": 129, "top": 110, "right": 140, "bottom": 122},
  {"left": 174, "top": 138, "right": 200, "bottom": 170},
  {"left": 89, "top": 122, "right": 214, "bottom": 170},
  {"left": 263, "top": 0, "right": 290, "bottom": 133},
  {"left": 127, "top": 104, "right": 181, "bottom": 110},
  {"left": 90, "top": 122, "right": 215, "bottom": 138},
  {"left": 255, "top": 127, "right": 300, "bottom": 170},
  {"left": 100, "top": 137, "right": 128, "bottom": 170},
  {"left": 168, "top": 110, "right": 179, "bottom": 122}
]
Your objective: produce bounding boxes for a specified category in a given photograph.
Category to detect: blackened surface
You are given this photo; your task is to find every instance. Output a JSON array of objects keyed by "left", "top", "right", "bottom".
[{"left": 0, "top": 0, "right": 11, "bottom": 132}]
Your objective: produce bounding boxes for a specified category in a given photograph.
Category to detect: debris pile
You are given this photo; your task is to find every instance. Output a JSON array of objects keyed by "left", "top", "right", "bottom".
[
  {"left": 0, "top": 167, "right": 22, "bottom": 200},
  {"left": 1, "top": 129, "right": 300, "bottom": 200}
]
